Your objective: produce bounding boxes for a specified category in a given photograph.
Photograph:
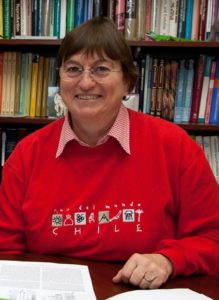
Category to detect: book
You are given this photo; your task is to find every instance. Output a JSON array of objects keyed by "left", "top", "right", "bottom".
[
  {"left": 93, "top": 0, "right": 104, "bottom": 17},
  {"left": 0, "top": 53, "right": 3, "bottom": 113},
  {"left": 115, "top": 0, "right": 125, "bottom": 34},
  {"left": 189, "top": 55, "right": 205, "bottom": 123},
  {"left": 74, "top": 0, "right": 84, "bottom": 27},
  {"left": 155, "top": 58, "right": 165, "bottom": 117},
  {"left": 124, "top": 0, "right": 137, "bottom": 40},
  {"left": 59, "top": 0, "right": 67, "bottom": 38},
  {"left": 41, "top": 0, "right": 50, "bottom": 36},
  {"left": 23, "top": 53, "right": 32, "bottom": 115},
  {"left": 14, "top": 52, "right": 22, "bottom": 115},
  {"left": 14, "top": 0, "right": 21, "bottom": 36},
  {"left": 3, "top": 0, "right": 11, "bottom": 38},
  {"left": 191, "top": 0, "right": 201, "bottom": 40},
  {"left": 198, "top": 0, "right": 207, "bottom": 40},
  {"left": 205, "top": 59, "right": 216, "bottom": 124},
  {"left": 122, "top": 94, "right": 139, "bottom": 111},
  {"left": 198, "top": 55, "right": 212, "bottom": 123},
  {"left": 138, "top": 57, "right": 146, "bottom": 112},
  {"left": 29, "top": 54, "right": 39, "bottom": 117},
  {"left": 84, "top": 0, "right": 93, "bottom": 21},
  {"left": 161, "top": 59, "right": 171, "bottom": 120},
  {"left": 142, "top": 54, "right": 152, "bottom": 114},
  {"left": 150, "top": 0, "right": 161, "bottom": 34},
  {"left": 53, "top": 0, "right": 61, "bottom": 37},
  {"left": 177, "top": 0, "right": 186, "bottom": 38},
  {"left": 185, "top": 0, "right": 194, "bottom": 40},
  {"left": 66, "top": 0, "right": 75, "bottom": 33},
  {"left": 203, "top": 135, "right": 212, "bottom": 169},
  {"left": 41, "top": 56, "right": 50, "bottom": 117},
  {"left": 47, "top": 86, "right": 66, "bottom": 118},
  {"left": 181, "top": 59, "right": 195, "bottom": 123},
  {"left": 159, "top": 0, "right": 170, "bottom": 35},
  {"left": 173, "top": 59, "right": 186, "bottom": 123},
  {"left": 209, "top": 57, "right": 219, "bottom": 124},
  {"left": 169, "top": 0, "right": 179, "bottom": 37},
  {"left": 205, "top": 0, "right": 213, "bottom": 39},
  {"left": 35, "top": 56, "right": 44, "bottom": 117},
  {"left": 168, "top": 59, "right": 178, "bottom": 121},
  {"left": 210, "top": 135, "right": 219, "bottom": 183},
  {"left": 144, "top": 0, "right": 152, "bottom": 34},
  {"left": 149, "top": 57, "right": 159, "bottom": 116},
  {"left": 136, "top": 0, "right": 146, "bottom": 40},
  {"left": 0, "top": 0, "right": 3, "bottom": 39},
  {"left": 8, "top": 51, "right": 17, "bottom": 115}
]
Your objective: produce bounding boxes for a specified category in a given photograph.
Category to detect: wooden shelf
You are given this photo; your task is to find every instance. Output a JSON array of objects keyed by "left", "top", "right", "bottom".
[{"left": 0, "top": 117, "right": 218, "bottom": 133}]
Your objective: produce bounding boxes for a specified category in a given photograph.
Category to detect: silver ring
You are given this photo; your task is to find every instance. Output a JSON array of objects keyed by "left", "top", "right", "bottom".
[{"left": 143, "top": 276, "right": 154, "bottom": 283}]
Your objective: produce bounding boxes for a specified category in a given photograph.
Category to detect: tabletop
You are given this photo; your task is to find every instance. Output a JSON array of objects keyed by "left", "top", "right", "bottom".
[{"left": 0, "top": 253, "right": 218, "bottom": 300}]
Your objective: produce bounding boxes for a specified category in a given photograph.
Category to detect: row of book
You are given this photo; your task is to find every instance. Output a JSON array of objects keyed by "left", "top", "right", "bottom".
[
  {"left": 193, "top": 134, "right": 219, "bottom": 183},
  {"left": 107, "top": 0, "right": 218, "bottom": 41},
  {"left": 0, "top": 52, "right": 58, "bottom": 118},
  {"left": 0, "top": 0, "right": 104, "bottom": 39},
  {"left": 136, "top": 54, "right": 219, "bottom": 125},
  {"left": 1, "top": 0, "right": 218, "bottom": 41},
  {"left": 0, "top": 126, "right": 218, "bottom": 184}
]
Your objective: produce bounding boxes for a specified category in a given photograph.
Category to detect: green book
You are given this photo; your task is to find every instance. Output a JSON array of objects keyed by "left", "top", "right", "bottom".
[{"left": 66, "top": 0, "right": 75, "bottom": 33}]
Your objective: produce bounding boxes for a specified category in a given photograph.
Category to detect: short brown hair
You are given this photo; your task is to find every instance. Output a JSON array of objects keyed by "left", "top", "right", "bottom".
[{"left": 57, "top": 17, "right": 138, "bottom": 92}]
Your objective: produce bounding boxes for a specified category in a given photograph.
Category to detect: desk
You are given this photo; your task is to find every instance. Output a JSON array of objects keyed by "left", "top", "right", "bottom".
[{"left": 0, "top": 254, "right": 218, "bottom": 300}]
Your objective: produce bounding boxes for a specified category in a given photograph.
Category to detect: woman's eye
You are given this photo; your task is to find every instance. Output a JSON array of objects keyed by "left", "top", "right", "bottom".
[
  {"left": 95, "top": 66, "right": 111, "bottom": 74},
  {"left": 67, "top": 66, "right": 81, "bottom": 74}
]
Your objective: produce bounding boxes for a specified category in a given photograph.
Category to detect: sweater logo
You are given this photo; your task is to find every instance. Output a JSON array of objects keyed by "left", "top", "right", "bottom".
[{"left": 51, "top": 205, "right": 144, "bottom": 236}]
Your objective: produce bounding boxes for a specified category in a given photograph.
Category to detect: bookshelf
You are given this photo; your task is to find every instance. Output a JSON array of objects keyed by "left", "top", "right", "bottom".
[
  {"left": 0, "top": 40, "right": 219, "bottom": 131},
  {"left": 0, "top": 39, "right": 219, "bottom": 135}
]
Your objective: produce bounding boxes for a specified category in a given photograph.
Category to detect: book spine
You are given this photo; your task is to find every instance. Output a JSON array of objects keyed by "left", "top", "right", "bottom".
[
  {"left": 189, "top": 55, "right": 205, "bottom": 123},
  {"left": 84, "top": 0, "right": 93, "bottom": 21},
  {"left": 198, "top": 0, "right": 207, "bottom": 40},
  {"left": 159, "top": 0, "right": 170, "bottom": 35},
  {"left": 142, "top": 54, "right": 151, "bottom": 114},
  {"left": 14, "top": 52, "right": 21, "bottom": 114},
  {"left": 205, "top": 0, "right": 213, "bottom": 39},
  {"left": 3, "top": 0, "right": 11, "bottom": 38},
  {"left": 66, "top": 0, "right": 75, "bottom": 33},
  {"left": 93, "top": 0, "right": 103, "bottom": 17},
  {"left": 203, "top": 135, "right": 212, "bottom": 168},
  {"left": 209, "top": 57, "right": 219, "bottom": 124},
  {"left": 173, "top": 59, "right": 186, "bottom": 123},
  {"left": 23, "top": 53, "right": 32, "bottom": 115},
  {"left": 136, "top": 0, "right": 146, "bottom": 40},
  {"left": 210, "top": 135, "right": 219, "bottom": 183},
  {"left": 74, "top": 0, "right": 84, "bottom": 27},
  {"left": 150, "top": 58, "right": 159, "bottom": 116},
  {"left": 0, "top": 52, "right": 3, "bottom": 114},
  {"left": 115, "top": 0, "right": 125, "bottom": 34},
  {"left": 35, "top": 56, "right": 44, "bottom": 117},
  {"left": 205, "top": 59, "right": 216, "bottom": 124},
  {"left": 19, "top": 53, "right": 27, "bottom": 114},
  {"left": 9, "top": 51, "right": 17, "bottom": 115},
  {"left": 59, "top": 0, "right": 66, "bottom": 38},
  {"left": 181, "top": 59, "right": 195, "bottom": 123},
  {"left": 41, "top": 57, "right": 50, "bottom": 117},
  {"left": 161, "top": 59, "right": 171, "bottom": 120},
  {"left": 41, "top": 0, "right": 50, "bottom": 36},
  {"left": 168, "top": 59, "right": 178, "bottom": 121},
  {"left": 150, "top": 0, "right": 161, "bottom": 34},
  {"left": 169, "top": 0, "right": 179, "bottom": 37},
  {"left": 14, "top": 0, "right": 21, "bottom": 36},
  {"left": 155, "top": 58, "right": 165, "bottom": 117},
  {"left": 191, "top": 0, "right": 200, "bottom": 40},
  {"left": 144, "top": 0, "right": 152, "bottom": 34},
  {"left": 124, "top": 0, "right": 137, "bottom": 40},
  {"left": 177, "top": 0, "right": 186, "bottom": 38},
  {"left": 29, "top": 54, "right": 39, "bottom": 117},
  {"left": 53, "top": 0, "right": 61, "bottom": 37},
  {"left": 185, "top": 0, "right": 194, "bottom": 40},
  {"left": 0, "top": 0, "right": 3, "bottom": 39},
  {"left": 198, "top": 55, "right": 212, "bottom": 123}
]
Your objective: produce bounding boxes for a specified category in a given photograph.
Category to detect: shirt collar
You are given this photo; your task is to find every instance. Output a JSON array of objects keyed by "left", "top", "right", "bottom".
[{"left": 56, "top": 105, "right": 130, "bottom": 158}]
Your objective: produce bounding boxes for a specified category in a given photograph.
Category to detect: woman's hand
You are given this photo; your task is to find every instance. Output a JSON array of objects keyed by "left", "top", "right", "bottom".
[{"left": 112, "top": 253, "right": 173, "bottom": 289}]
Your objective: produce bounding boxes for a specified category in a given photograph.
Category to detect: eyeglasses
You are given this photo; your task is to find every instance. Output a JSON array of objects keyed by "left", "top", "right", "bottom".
[{"left": 59, "top": 65, "right": 121, "bottom": 83}]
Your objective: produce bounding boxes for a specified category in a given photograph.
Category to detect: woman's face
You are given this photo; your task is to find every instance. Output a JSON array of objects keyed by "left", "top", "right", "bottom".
[{"left": 59, "top": 52, "right": 129, "bottom": 125}]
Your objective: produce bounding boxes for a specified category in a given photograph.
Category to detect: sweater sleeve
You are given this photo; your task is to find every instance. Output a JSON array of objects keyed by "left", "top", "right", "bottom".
[
  {"left": 156, "top": 138, "right": 219, "bottom": 277},
  {"left": 0, "top": 143, "right": 27, "bottom": 253}
]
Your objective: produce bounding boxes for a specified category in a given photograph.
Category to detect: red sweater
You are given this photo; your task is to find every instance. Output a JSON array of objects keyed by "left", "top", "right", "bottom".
[{"left": 0, "top": 110, "right": 218, "bottom": 277}]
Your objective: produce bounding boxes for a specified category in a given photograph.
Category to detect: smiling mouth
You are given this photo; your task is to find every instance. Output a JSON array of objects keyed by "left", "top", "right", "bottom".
[{"left": 76, "top": 95, "right": 101, "bottom": 100}]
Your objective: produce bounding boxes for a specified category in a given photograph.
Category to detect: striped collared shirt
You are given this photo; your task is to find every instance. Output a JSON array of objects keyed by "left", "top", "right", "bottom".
[{"left": 56, "top": 105, "right": 130, "bottom": 158}]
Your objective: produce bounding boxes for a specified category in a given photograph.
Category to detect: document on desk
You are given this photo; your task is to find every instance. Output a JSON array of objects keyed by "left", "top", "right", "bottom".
[
  {"left": 106, "top": 289, "right": 213, "bottom": 300},
  {"left": 0, "top": 260, "right": 96, "bottom": 300}
]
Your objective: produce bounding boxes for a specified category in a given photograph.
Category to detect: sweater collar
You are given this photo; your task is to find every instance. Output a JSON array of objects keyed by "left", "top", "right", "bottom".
[{"left": 56, "top": 105, "right": 130, "bottom": 158}]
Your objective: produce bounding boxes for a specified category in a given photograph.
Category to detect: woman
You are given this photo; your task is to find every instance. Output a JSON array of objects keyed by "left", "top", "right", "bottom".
[{"left": 0, "top": 17, "right": 218, "bottom": 290}]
